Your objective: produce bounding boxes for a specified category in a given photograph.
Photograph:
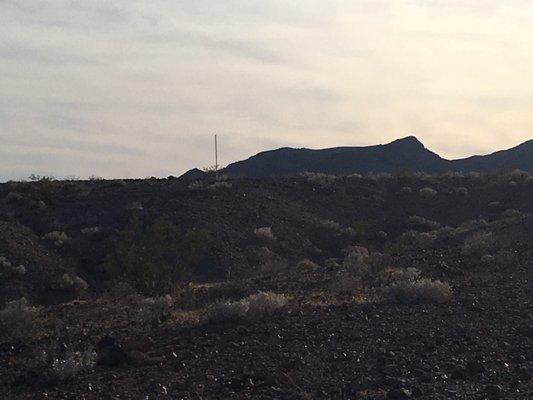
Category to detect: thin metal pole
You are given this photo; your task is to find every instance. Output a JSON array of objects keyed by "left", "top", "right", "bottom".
[{"left": 215, "top": 134, "right": 218, "bottom": 180}]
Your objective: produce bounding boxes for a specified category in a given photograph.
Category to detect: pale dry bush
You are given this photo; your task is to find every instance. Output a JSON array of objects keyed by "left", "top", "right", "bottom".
[
  {"left": 408, "top": 215, "right": 441, "bottom": 231},
  {"left": 0, "top": 298, "right": 40, "bottom": 341},
  {"left": 201, "top": 292, "right": 287, "bottom": 324},
  {"left": 462, "top": 232, "right": 495, "bottom": 255},
  {"left": 481, "top": 254, "right": 495, "bottom": 264},
  {"left": 139, "top": 295, "right": 173, "bottom": 324},
  {"left": 346, "top": 173, "right": 363, "bottom": 179},
  {"left": 502, "top": 209, "right": 522, "bottom": 219},
  {"left": 419, "top": 187, "right": 437, "bottom": 198},
  {"left": 401, "top": 186, "right": 413, "bottom": 194},
  {"left": 254, "top": 227, "right": 275, "bottom": 241},
  {"left": 342, "top": 250, "right": 370, "bottom": 279},
  {"left": 466, "top": 171, "right": 482, "bottom": 179},
  {"left": 301, "top": 172, "right": 336, "bottom": 186},
  {"left": 319, "top": 219, "right": 341, "bottom": 231},
  {"left": 296, "top": 259, "right": 320, "bottom": 272},
  {"left": 61, "top": 273, "right": 89, "bottom": 294},
  {"left": 383, "top": 279, "right": 452, "bottom": 304},
  {"left": 81, "top": 226, "right": 100, "bottom": 236},
  {"left": 51, "top": 350, "right": 96, "bottom": 381},
  {"left": 459, "top": 219, "right": 489, "bottom": 231},
  {"left": 328, "top": 272, "right": 360, "bottom": 294},
  {"left": 43, "top": 231, "right": 70, "bottom": 245},
  {"left": 209, "top": 181, "right": 232, "bottom": 190},
  {"left": 506, "top": 169, "right": 530, "bottom": 181},
  {"left": 455, "top": 187, "right": 469, "bottom": 196}
]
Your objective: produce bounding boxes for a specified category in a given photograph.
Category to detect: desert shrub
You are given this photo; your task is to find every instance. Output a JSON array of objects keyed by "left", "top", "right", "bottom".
[
  {"left": 341, "top": 245, "right": 369, "bottom": 258},
  {"left": 201, "top": 291, "right": 287, "bottom": 324},
  {"left": 81, "top": 226, "right": 101, "bottom": 236},
  {"left": 61, "top": 273, "right": 89, "bottom": 294},
  {"left": 342, "top": 251, "right": 370, "bottom": 279},
  {"left": 458, "top": 219, "right": 489, "bottom": 231},
  {"left": 104, "top": 216, "right": 210, "bottom": 295},
  {"left": 6, "top": 191, "right": 24, "bottom": 203},
  {"left": 43, "top": 231, "right": 70, "bottom": 245},
  {"left": 319, "top": 219, "right": 341, "bottom": 231},
  {"left": 400, "top": 186, "right": 413, "bottom": 194},
  {"left": 525, "top": 176, "right": 533, "bottom": 185},
  {"left": 296, "top": 259, "right": 320, "bottom": 272},
  {"left": 50, "top": 350, "right": 96, "bottom": 381},
  {"left": 419, "top": 187, "right": 437, "bottom": 198},
  {"left": 481, "top": 254, "right": 495, "bottom": 264},
  {"left": 246, "top": 292, "right": 288, "bottom": 318},
  {"left": 324, "top": 258, "right": 340, "bottom": 268},
  {"left": 383, "top": 278, "right": 452, "bottom": 304},
  {"left": 508, "top": 181, "right": 518, "bottom": 187},
  {"left": 254, "top": 227, "right": 275, "bottom": 241},
  {"left": 398, "top": 230, "right": 436, "bottom": 247},
  {"left": 328, "top": 272, "right": 360, "bottom": 294},
  {"left": 487, "top": 201, "right": 502, "bottom": 211},
  {"left": 506, "top": 169, "right": 530, "bottom": 181},
  {"left": 502, "top": 209, "right": 521, "bottom": 219},
  {"left": 456, "top": 187, "right": 469, "bottom": 196},
  {"left": 188, "top": 181, "right": 205, "bottom": 190},
  {"left": 367, "top": 172, "right": 392, "bottom": 180},
  {"left": 302, "top": 172, "right": 336, "bottom": 186},
  {"left": 442, "top": 171, "right": 465, "bottom": 179},
  {"left": 434, "top": 226, "right": 457, "bottom": 240},
  {"left": 380, "top": 267, "right": 422, "bottom": 284},
  {"left": 0, "top": 257, "right": 26, "bottom": 276},
  {"left": 139, "top": 295, "right": 173, "bottom": 324},
  {"left": 462, "top": 232, "right": 495, "bottom": 255},
  {"left": 346, "top": 173, "right": 363, "bottom": 179},
  {"left": 408, "top": 216, "right": 441, "bottom": 231},
  {"left": 348, "top": 220, "right": 370, "bottom": 242},
  {"left": 466, "top": 171, "right": 482, "bottom": 179},
  {"left": 0, "top": 298, "right": 40, "bottom": 341},
  {"left": 209, "top": 181, "right": 232, "bottom": 189}
]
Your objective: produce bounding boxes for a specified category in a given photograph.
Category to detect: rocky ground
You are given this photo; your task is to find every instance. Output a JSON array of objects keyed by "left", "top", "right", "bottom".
[{"left": 0, "top": 173, "right": 532, "bottom": 399}]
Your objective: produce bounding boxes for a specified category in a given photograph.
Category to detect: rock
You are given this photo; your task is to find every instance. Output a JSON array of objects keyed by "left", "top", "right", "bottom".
[
  {"left": 466, "top": 360, "right": 485, "bottom": 375},
  {"left": 450, "top": 367, "right": 467, "bottom": 380},
  {"left": 485, "top": 384, "right": 502, "bottom": 398},
  {"left": 96, "top": 336, "right": 128, "bottom": 366},
  {"left": 387, "top": 388, "right": 412, "bottom": 399}
]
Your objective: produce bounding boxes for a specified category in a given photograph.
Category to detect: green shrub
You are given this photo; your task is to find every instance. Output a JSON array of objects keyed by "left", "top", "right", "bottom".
[{"left": 104, "top": 216, "right": 210, "bottom": 295}]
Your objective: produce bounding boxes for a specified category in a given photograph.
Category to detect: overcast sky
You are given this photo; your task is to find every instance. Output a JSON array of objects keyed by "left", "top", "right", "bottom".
[{"left": 1, "top": 0, "right": 533, "bottom": 180}]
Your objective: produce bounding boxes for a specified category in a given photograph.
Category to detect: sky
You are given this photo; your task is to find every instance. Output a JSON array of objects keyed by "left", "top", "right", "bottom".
[{"left": 1, "top": 0, "right": 533, "bottom": 181}]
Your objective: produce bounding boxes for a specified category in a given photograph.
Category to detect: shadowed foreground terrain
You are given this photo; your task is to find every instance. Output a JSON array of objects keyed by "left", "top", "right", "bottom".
[{"left": 0, "top": 171, "right": 532, "bottom": 399}]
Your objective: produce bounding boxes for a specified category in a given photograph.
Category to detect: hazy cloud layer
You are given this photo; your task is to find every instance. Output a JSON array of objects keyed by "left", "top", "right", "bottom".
[{"left": 1, "top": 0, "right": 533, "bottom": 180}]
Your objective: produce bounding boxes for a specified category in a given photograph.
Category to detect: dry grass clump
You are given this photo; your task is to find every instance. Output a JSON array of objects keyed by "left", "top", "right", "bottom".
[
  {"left": 0, "top": 298, "right": 40, "bottom": 341},
  {"left": 43, "top": 231, "right": 70, "bottom": 245},
  {"left": 408, "top": 215, "right": 441, "bottom": 231},
  {"left": 139, "top": 295, "right": 173, "bottom": 324},
  {"left": 296, "top": 259, "right": 320, "bottom": 272},
  {"left": 419, "top": 187, "right": 437, "bottom": 198},
  {"left": 383, "top": 278, "right": 452, "bottom": 304},
  {"left": 50, "top": 350, "right": 96, "bottom": 381},
  {"left": 502, "top": 209, "right": 522, "bottom": 219},
  {"left": 462, "top": 232, "right": 495, "bottom": 255},
  {"left": 254, "top": 227, "right": 276, "bottom": 241},
  {"left": 61, "top": 273, "right": 89, "bottom": 294},
  {"left": 301, "top": 172, "right": 336, "bottom": 186},
  {"left": 201, "top": 291, "right": 287, "bottom": 324}
]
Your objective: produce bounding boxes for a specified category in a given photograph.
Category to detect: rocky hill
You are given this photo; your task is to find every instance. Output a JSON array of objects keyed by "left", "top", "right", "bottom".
[{"left": 182, "top": 136, "right": 533, "bottom": 178}]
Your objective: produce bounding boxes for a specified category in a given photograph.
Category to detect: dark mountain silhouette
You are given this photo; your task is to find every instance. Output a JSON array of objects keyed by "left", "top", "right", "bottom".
[{"left": 181, "top": 136, "right": 533, "bottom": 178}]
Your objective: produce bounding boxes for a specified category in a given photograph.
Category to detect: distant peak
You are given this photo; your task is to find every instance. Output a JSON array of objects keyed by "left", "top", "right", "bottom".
[{"left": 389, "top": 136, "right": 425, "bottom": 149}]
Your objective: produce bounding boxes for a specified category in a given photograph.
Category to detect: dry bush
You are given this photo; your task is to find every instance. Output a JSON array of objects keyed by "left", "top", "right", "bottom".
[
  {"left": 296, "top": 259, "right": 320, "bottom": 272},
  {"left": 50, "top": 350, "right": 96, "bottom": 381},
  {"left": 462, "top": 232, "right": 495, "bottom": 255},
  {"left": 408, "top": 215, "right": 441, "bottom": 231},
  {"left": 346, "top": 173, "right": 363, "bottom": 179},
  {"left": 466, "top": 171, "right": 482, "bottom": 179},
  {"left": 0, "top": 298, "right": 40, "bottom": 341},
  {"left": 328, "top": 272, "right": 360, "bottom": 294},
  {"left": 209, "top": 181, "right": 232, "bottom": 190},
  {"left": 502, "top": 209, "right": 522, "bottom": 219},
  {"left": 419, "top": 187, "right": 437, "bottom": 198},
  {"left": 201, "top": 291, "right": 287, "bottom": 325},
  {"left": 455, "top": 187, "right": 469, "bottom": 196},
  {"left": 401, "top": 186, "right": 413, "bottom": 194},
  {"left": 481, "top": 254, "right": 495, "bottom": 264},
  {"left": 61, "top": 273, "right": 89, "bottom": 294},
  {"left": 381, "top": 267, "right": 422, "bottom": 284},
  {"left": 254, "top": 227, "right": 275, "bottom": 241},
  {"left": 506, "top": 169, "right": 530, "bottom": 181},
  {"left": 81, "top": 226, "right": 101, "bottom": 236},
  {"left": 43, "top": 231, "right": 70, "bottom": 245},
  {"left": 342, "top": 250, "right": 370, "bottom": 279},
  {"left": 301, "top": 172, "right": 336, "bottom": 186},
  {"left": 458, "top": 219, "right": 489, "bottom": 231},
  {"left": 383, "top": 279, "right": 452, "bottom": 304},
  {"left": 139, "top": 295, "right": 173, "bottom": 324},
  {"left": 319, "top": 219, "right": 341, "bottom": 231}
]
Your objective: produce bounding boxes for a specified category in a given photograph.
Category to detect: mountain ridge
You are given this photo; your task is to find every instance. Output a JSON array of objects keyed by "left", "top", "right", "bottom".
[{"left": 182, "top": 136, "right": 533, "bottom": 178}]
